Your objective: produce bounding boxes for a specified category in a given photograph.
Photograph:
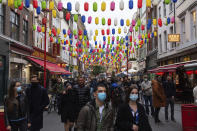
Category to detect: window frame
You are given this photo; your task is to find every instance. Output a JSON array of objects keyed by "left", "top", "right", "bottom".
[
  {"left": 23, "top": 19, "right": 28, "bottom": 44},
  {"left": 0, "top": 4, "right": 4, "bottom": 34},
  {"left": 191, "top": 9, "right": 197, "bottom": 40},
  {"left": 10, "top": 10, "right": 20, "bottom": 41}
]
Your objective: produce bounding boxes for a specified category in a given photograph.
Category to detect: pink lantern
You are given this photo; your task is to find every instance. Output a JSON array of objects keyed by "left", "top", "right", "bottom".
[
  {"left": 110, "top": 1, "right": 115, "bottom": 11},
  {"left": 132, "top": 19, "right": 136, "bottom": 26},
  {"left": 129, "top": 26, "right": 133, "bottom": 32},
  {"left": 88, "top": 16, "right": 92, "bottom": 24},
  {"left": 37, "top": 26, "right": 41, "bottom": 32},
  {"left": 74, "top": 35, "right": 78, "bottom": 39},
  {"left": 58, "top": 1, "right": 63, "bottom": 11},
  {"left": 103, "top": 41, "right": 106, "bottom": 45},
  {"left": 67, "top": 29, "right": 71, "bottom": 35},
  {"left": 138, "top": 35, "right": 141, "bottom": 39},
  {"left": 171, "top": 16, "right": 175, "bottom": 24},
  {"left": 112, "top": 36, "right": 115, "bottom": 41},
  {"left": 134, "top": 42, "right": 136, "bottom": 46},
  {"left": 116, "top": 41, "right": 119, "bottom": 44}
]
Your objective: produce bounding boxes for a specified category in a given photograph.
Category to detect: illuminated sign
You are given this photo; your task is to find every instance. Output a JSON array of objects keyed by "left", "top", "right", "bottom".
[{"left": 168, "top": 34, "right": 180, "bottom": 42}]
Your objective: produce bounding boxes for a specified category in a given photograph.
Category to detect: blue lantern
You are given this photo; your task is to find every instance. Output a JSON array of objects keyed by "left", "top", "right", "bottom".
[
  {"left": 112, "top": 29, "right": 115, "bottom": 34},
  {"left": 167, "top": 17, "right": 171, "bottom": 24},
  {"left": 173, "top": 0, "right": 177, "bottom": 3},
  {"left": 84, "top": 30, "right": 87, "bottom": 35},
  {"left": 63, "top": 29, "right": 66, "bottom": 35},
  {"left": 103, "top": 45, "right": 105, "bottom": 48},
  {"left": 112, "top": 41, "right": 114, "bottom": 45},
  {"left": 64, "top": 41, "right": 66, "bottom": 45},
  {"left": 151, "top": 33, "right": 154, "bottom": 38},
  {"left": 95, "top": 41, "right": 97, "bottom": 45},
  {"left": 126, "top": 36, "right": 129, "bottom": 41},
  {"left": 145, "top": 39, "right": 147, "bottom": 43},
  {"left": 25, "top": 0, "right": 30, "bottom": 8},
  {"left": 103, "top": 36, "right": 106, "bottom": 41},
  {"left": 36, "top": 6, "right": 41, "bottom": 15},
  {"left": 67, "top": 2, "right": 72, "bottom": 11},
  {"left": 81, "top": 15, "right": 86, "bottom": 23},
  {"left": 69, "top": 33, "right": 72, "bottom": 38},
  {"left": 120, "top": 19, "right": 124, "bottom": 26},
  {"left": 70, "top": 40, "right": 73, "bottom": 45},
  {"left": 148, "top": 19, "right": 152, "bottom": 26},
  {"left": 129, "top": 0, "right": 133, "bottom": 9},
  {"left": 126, "top": 42, "right": 128, "bottom": 46}
]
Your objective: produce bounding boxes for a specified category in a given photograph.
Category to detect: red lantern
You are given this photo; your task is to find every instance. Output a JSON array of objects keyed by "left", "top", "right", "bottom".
[
  {"left": 138, "top": 0, "right": 142, "bottom": 9},
  {"left": 76, "top": 42, "right": 79, "bottom": 47},
  {"left": 66, "top": 12, "right": 70, "bottom": 21},
  {"left": 107, "top": 29, "right": 110, "bottom": 35},
  {"left": 158, "top": 18, "right": 162, "bottom": 27},
  {"left": 87, "top": 41, "right": 89, "bottom": 46},
  {"left": 148, "top": 33, "right": 151, "bottom": 38},
  {"left": 50, "top": 37, "right": 53, "bottom": 42},
  {"left": 33, "top": 0, "right": 38, "bottom": 8},
  {"left": 78, "top": 30, "right": 82, "bottom": 35},
  {"left": 101, "top": 29, "right": 105, "bottom": 35},
  {"left": 42, "top": 17, "right": 47, "bottom": 25},
  {"left": 108, "top": 18, "right": 111, "bottom": 26},
  {"left": 141, "top": 25, "right": 145, "bottom": 30},
  {"left": 97, "top": 49, "right": 99, "bottom": 52},
  {"left": 99, "top": 44, "right": 101, "bottom": 48},
  {"left": 84, "top": 2, "right": 89, "bottom": 11},
  {"left": 130, "top": 35, "right": 132, "bottom": 42},
  {"left": 66, "top": 40, "right": 68, "bottom": 44},
  {"left": 19, "top": 2, "right": 24, "bottom": 10},
  {"left": 52, "top": 28, "right": 56, "bottom": 35}
]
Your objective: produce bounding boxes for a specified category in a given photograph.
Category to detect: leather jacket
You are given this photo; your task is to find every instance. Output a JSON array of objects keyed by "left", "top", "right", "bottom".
[{"left": 4, "top": 93, "right": 30, "bottom": 126}]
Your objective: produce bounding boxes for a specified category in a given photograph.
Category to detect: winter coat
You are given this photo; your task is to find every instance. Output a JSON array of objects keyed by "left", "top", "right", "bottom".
[
  {"left": 4, "top": 93, "right": 30, "bottom": 127},
  {"left": 25, "top": 85, "right": 49, "bottom": 130},
  {"left": 152, "top": 80, "right": 166, "bottom": 108},
  {"left": 116, "top": 102, "right": 152, "bottom": 131},
  {"left": 60, "top": 89, "right": 79, "bottom": 122},
  {"left": 76, "top": 100, "right": 114, "bottom": 131},
  {"left": 163, "top": 81, "right": 176, "bottom": 98}
]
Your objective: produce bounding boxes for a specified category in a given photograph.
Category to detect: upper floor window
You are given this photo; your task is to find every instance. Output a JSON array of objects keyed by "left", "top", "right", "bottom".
[
  {"left": 159, "top": 34, "right": 162, "bottom": 53},
  {"left": 0, "top": 4, "right": 4, "bottom": 34},
  {"left": 23, "top": 20, "right": 28, "bottom": 44},
  {"left": 181, "top": 18, "right": 185, "bottom": 43},
  {"left": 170, "top": 2, "right": 173, "bottom": 12},
  {"left": 164, "top": 31, "right": 167, "bottom": 51},
  {"left": 10, "top": 11, "right": 19, "bottom": 40},
  {"left": 191, "top": 10, "right": 197, "bottom": 40},
  {"left": 163, "top": 3, "right": 166, "bottom": 17}
]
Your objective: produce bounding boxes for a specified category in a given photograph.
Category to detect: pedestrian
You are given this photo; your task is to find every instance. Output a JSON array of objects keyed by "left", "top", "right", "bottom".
[
  {"left": 116, "top": 85, "right": 152, "bottom": 131},
  {"left": 163, "top": 75, "right": 176, "bottom": 122},
  {"left": 193, "top": 80, "right": 197, "bottom": 105},
  {"left": 4, "top": 81, "right": 31, "bottom": 131},
  {"left": 60, "top": 83, "right": 79, "bottom": 131},
  {"left": 152, "top": 76, "right": 166, "bottom": 123},
  {"left": 26, "top": 75, "right": 49, "bottom": 131},
  {"left": 74, "top": 77, "right": 91, "bottom": 113},
  {"left": 76, "top": 83, "right": 114, "bottom": 131},
  {"left": 141, "top": 75, "right": 154, "bottom": 116}
]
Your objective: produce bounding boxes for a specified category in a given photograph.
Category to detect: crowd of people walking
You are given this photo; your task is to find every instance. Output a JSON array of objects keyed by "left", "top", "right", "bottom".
[{"left": 4, "top": 73, "right": 186, "bottom": 131}]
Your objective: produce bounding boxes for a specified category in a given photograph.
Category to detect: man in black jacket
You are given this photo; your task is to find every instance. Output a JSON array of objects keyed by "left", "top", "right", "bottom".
[{"left": 163, "top": 76, "right": 176, "bottom": 122}]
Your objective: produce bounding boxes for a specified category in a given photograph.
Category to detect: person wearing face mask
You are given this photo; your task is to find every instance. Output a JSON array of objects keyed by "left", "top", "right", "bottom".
[
  {"left": 141, "top": 75, "right": 154, "bottom": 116},
  {"left": 4, "top": 81, "right": 31, "bottom": 131},
  {"left": 25, "top": 75, "right": 49, "bottom": 131},
  {"left": 116, "top": 85, "right": 152, "bottom": 131},
  {"left": 60, "top": 83, "right": 79, "bottom": 131},
  {"left": 76, "top": 83, "right": 114, "bottom": 131}
]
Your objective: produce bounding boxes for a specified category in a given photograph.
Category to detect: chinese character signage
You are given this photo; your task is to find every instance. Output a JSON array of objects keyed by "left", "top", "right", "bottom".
[{"left": 168, "top": 34, "right": 180, "bottom": 42}]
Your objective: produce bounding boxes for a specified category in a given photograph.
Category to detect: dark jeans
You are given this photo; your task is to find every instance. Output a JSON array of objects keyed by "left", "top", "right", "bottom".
[
  {"left": 143, "top": 95, "right": 154, "bottom": 115},
  {"left": 10, "top": 119, "right": 27, "bottom": 131},
  {"left": 30, "top": 128, "right": 40, "bottom": 131},
  {"left": 165, "top": 97, "right": 174, "bottom": 120},
  {"left": 154, "top": 107, "right": 161, "bottom": 121}
]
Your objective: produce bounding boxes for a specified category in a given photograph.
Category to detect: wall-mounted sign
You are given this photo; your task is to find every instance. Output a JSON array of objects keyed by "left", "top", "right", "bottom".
[{"left": 168, "top": 34, "right": 180, "bottom": 42}]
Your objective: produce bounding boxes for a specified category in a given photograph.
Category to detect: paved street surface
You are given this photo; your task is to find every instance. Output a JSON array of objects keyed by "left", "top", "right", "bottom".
[{"left": 41, "top": 104, "right": 182, "bottom": 131}]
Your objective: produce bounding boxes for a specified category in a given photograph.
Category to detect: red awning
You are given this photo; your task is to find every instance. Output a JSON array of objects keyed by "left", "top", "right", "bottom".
[
  {"left": 148, "top": 64, "right": 184, "bottom": 73},
  {"left": 27, "top": 57, "right": 71, "bottom": 75}
]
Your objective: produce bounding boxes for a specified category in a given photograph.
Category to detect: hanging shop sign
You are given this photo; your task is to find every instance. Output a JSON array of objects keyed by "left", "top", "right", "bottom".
[
  {"left": 168, "top": 34, "right": 180, "bottom": 42},
  {"left": 32, "top": 49, "right": 56, "bottom": 63},
  {"left": 53, "top": 44, "right": 60, "bottom": 56}
]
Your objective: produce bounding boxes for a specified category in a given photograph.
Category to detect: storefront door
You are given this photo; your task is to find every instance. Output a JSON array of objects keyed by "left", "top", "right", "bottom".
[{"left": 0, "top": 56, "right": 5, "bottom": 105}]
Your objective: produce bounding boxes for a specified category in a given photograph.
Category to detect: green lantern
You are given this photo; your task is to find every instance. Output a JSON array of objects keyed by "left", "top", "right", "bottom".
[
  {"left": 165, "top": 0, "right": 171, "bottom": 4},
  {"left": 121, "top": 38, "right": 124, "bottom": 44},
  {"left": 0, "top": 0, "right": 2, "bottom": 3},
  {"left": 17, "top": 0, "right": 22, "bottom": 7},
  {"left": 110, "top": 44, "right": 112, "bottom": 48},
  {"left": 58, "top": 38, "right": 61, "bottom": 44},
  {"left": 117, "top": 36, "right": 119, "bottom": 41},
  {"left": 33, "top": 25, "right": 36, "bottom": 31},
  {"left": 145, "top": 33, "right": 148, "bottom": 39},
  {"left": 102, "top": 18, "right": 105, "bottom": 25},
  {"left": 41, "top": 0, "right": 47, "bottom": 10},
  {"left": 84, "top": 35, "right": 87, "bottom": 40},
  {"left": 135, "top": 26, "right": 138, "bottom": 32},
  {"left": 93, "top": 2, "right": 97, "bottom": 12},
  {"left": 14, "top": 0, "right": 18, "bottom": 8},
  {"left": 137, "top": 19, "right": 141, "bottom": 27},
  {"left": 74, "top": 14, "right": 78, "bottom": 22},
  {"left": 73, "top": 30, "right": 77, "bottom": 35}
]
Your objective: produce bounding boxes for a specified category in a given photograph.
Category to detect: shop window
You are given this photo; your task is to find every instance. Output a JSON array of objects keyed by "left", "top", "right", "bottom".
[
  {"left": 0, "top": 4, "right": 4, "bottom": 34},
  {"left": 10, "top": 10, "right": 19, "bottom": 41},
  {"left": 23, "top": 19, "right": 28, "bottom": 45}
]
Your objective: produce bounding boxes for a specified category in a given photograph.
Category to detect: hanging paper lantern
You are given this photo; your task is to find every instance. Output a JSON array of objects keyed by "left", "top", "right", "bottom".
[
  {"left": 135, "top": 26, "right": 138, "bottom": 32},
  {"left": 112, "top": 36, "right": 115, "bottom": 41},
  {"left": 146, "top": 0, "right": 151, "bottom": 8},
  {"left": 52, "top": 10, "right": 56, "bottom": 18},
  {"left": 114, "top": 18, "right": 118, "bottom": 26},
  {"left": 108, "top": 36, "right": 110, "bottom": 41},
  {"left": 130, "top": 36, "right": 132, "bottom": 42},
  {"left": 107, "top": 18, "right": 111, "bottom": 26},
  {"left": 173, "top": 0, "right": 177, "bottom": 3},
  {"left": 67, "top": 29, "right": 71, "bottom": 35},
  {"left": 167, "top": 17, "right": 171, "bottom": 24},
  {"left": 120, "top": 19, "right": 124, "bottom": 26},
  {"left": 124, "top": 27, "right": 127, "bottom": 33},
  {"left": 103, "top": 36, "right": 106, "bottom": 41},
  {"left": 25, "top": 0, "right": 30, "bottom": 8},
  {"left": 112, "top": 29, "right": 115, "bottom": 34},
  {"left": 84, "top": 2, "right": 89, "bottom": 11},
  {"left": 41, "top": 27, "right": 45, "bottom": 33},
  {"left": 63, "top": 29, "right": 66, "bottom": 35},
  {"left": 154, "top": 31, "right": 157, "bottom": 37},
  {"left": 129, "top": 26, "right": 133, "bottom": 32},
  {"left": 137, "top": 19, "right": 141, "bottom": 27},
  {"left": 17, "top": 0, "right": 22, "bottom": 7},
  {"left": 37, "top": 26, "right": 41, "bottom": 32},
  {"left": 50, "top": 37, "right": 53, "bottom": 42},
  {"left": 102, "top": 29, "right": 105, "bottom": 35},
  {"left": 18, "top": 2, "right": 23, "bottom": 10},
  {"left": 28, "top": 4, "right": 33, "bottom": 12},
  {"left": 74, "top": 14, "right": 78, "bottom": 22},
  {"left": 88, "top": 16, "right": 92, "bottom": 24},
  {"left": 148, "top": 33, "right": 151, "bottom": 39},
  {"left": 95, "top": 29, "right": 98, "bottom": 36},
  {"left": 14, "top": 0, "right": 18, "bottom": 8},
  {"left": 158, "top": 18, "right": 162, "bottom": 27},
  {"left": 49, "top": 1, "right": 54, "bottom": 10},
  {"left": 118, "top": 27, "right": 121, "bottom": 34},
  {"left": 141, "top": 25, "right": 145, "bottom": 30},
  {"left": 94, "top": 36, "right": 97, "bottom": 41},
  {"left": 102, "top": 18, "right": 105, "bottom": 25},
  {"left": 73, "top": 30, "right": 77, "bottom": 35},
  {"left": 153, "top": 0, "right": 159, "bottom": 6},
  {"left": 101, "top": 1, "right": 106, "bottom": 11},
  {"left": 126, "top": 19, "right": 130, "bottom": 26},
  {"left": 138, "top": 0, "right": 142, "bottom": 8},
  {"left": 75, "top": 1, "right": 80, "bottom": 12},
  {"left": 165, "top": 0, "right": 171, "bottom": 4},
  {"left": 153, "top": 18, "right": 157, "bottom": 26},
  {"left": 57, "top": 28, "right": 60, "bottom": 35},
  {"left": 81, "top": 15, "right": 86, "bottom": 23},
  {"left": 33, "top": 25, "right": 36, "bottom": 31},
  {"left": 95, "top": 17, "right": 99, "bottom": 25},
  {"left": 151, "top": 33, "right": 154, "bottom": 38},
  {"left": 132, "top": 19, "right": 136, "bottom": 26},
  {"left": 78, "top": 30, "right": 82, "bottom": 36},
  {"left": 110, "top": 1, "right": 115, "bottom": 11},
  {"left": 67, "top": 2, "right": 72, "bottom": 11},
  {"left": 33, "top": 0, "right": 38, "bottom": 8},
  {"left": 36, "top": 6, "right": 41, "bottom": 15},
  {"left": 107, "top": 29, "right": 110, "bottom": 35},
  {"left": 93, "top": 2, "right": 97, "bottom": 12},
  {"left": 66, "top": 12, "right": 70, "bottom": 21},
  {"left": 171, "top": 16, "right": 175, "bottom": 24},
  {"left": 119, "top": 0, "right": 124, "bottom": 10},
  {"left": 129, "top": 0, "right": 133, "bottom": 9},
  {"left": 8, "top": 0, "right": 14, "bottom": 7},
  {"left": 79, "top": 35, "right": 82, "bottom": 40},
  {"left": 41, "top": 0, "right": 46, "bottom": 10},
  {"left": 42, "top": 17, "right": 47, "bottom": 25}
]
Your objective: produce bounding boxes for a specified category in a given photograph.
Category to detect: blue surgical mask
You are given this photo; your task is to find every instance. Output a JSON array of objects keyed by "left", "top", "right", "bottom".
[
  {"left": 98, "top": 92, "right": 106, "bottom": 102},
  {"left": 16, "top": 86, "right": 22, "bottom": 93},
  {"left": 130, "top": 94, "right": 138, "bottom": 101}
]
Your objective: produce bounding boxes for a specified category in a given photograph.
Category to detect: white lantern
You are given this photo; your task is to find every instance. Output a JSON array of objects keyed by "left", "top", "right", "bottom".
[
  {"left": 119, "top": 0, "right": 124, "bottom": 11},
  {"left": 75, "top": 1, "right": 80, "bottom": 12},
  {"left": 124, "top": 27, "right": 127, "bottom": 33},
  {"left": 59, "top": 12, "right": 63, "bottom": 19},
  {"left": 29, "top": 4, "right": 34, "bottom": 12},
  {"left": 114, "top": 18, "right": 118, "bottom": 26},
  {"left": 2, "top": 0, "right": 7, "bottom": 5},
  {"left": 153, "top": 0, "right": 159, "bottom": 6}
]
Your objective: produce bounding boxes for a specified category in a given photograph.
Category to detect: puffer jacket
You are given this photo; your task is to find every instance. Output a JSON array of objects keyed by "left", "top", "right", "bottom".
[
  {"left": 76, "top": 100, "right": 114, "bottom": 131},
  {"left": 4, "top": 93, "right": 30, "bottom": 127}
]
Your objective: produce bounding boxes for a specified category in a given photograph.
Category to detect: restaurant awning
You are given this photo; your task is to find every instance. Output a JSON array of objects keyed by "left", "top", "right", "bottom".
[
  {"left": 148, "top": 64, "right": 184, "bottom": 73},
  {"left": 27, "top": 57, "right": 71, "bottom": 75}
]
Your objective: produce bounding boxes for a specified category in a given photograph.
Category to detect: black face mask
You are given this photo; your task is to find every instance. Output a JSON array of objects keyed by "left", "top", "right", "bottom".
[{"left": 31, "top": 82, "right": 39, "bottom": 87}]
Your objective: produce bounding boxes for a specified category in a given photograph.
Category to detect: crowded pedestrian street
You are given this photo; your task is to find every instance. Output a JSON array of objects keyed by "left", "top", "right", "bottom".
[{"left": 0, "top": 0, "right": 197, "bottom": 131}]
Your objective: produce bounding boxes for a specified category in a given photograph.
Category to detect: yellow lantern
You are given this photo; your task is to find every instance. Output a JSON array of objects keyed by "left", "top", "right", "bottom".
[
  {"left": 142, "top": 34, "right": 144, "bottom": 39},
  {"left": 126, "top": 19, "right": 130, "bottom": 26},
  {"left": 41, "top": 27, "right": 45, "bottom": 32},
  {"left": 82, "top": 40, "right": 85, "bottom": 45},
  {"left": 123, "top": 45, "right": 125, "bottom": 49},
  {"left": 82, "top": 48, "right": 85, "bottom": 52},
  {"left": 68, "top": 40, "right": 70, "bottom": 45},
  {"left": 94, "top": 36, "right": 96, "bottom": 41},
  {"left": 64, "top": 34, "right": 67, "bottom": 38},
  {"left": 57, "top": 28, "right": 60, "bottom": 35},
  {"left": 49, "top": 1, "right": 54, "bottom": 10},
  {"left": 95, "top": 29, "right": 98, "bottom": 36},
  {"left": 101, "top": 1, "right": 106, "bottom": 11},
  {"left": 146, "top": 0, "right": 151, "bottom": 8},
  {"left": 74, "top": 48, "right": 76, "bottom": 51},
  {"left": 95, "top": 45, "right": 97, "bottom": 48},
  {"left": 95, "top": 17, "right": 99, "bottom": 25},
  {"left": 8, "top": 0, "right": 14, "bottom": 7},
  {"left": 153, "top": 18, "right": 157, "bottom": 26},
  {"left": 61, "top": 40, "right": 64, "bottom": 44},
  {"left": 79, "top": 35, "right": 83, "bottom": 40},
  {"left": 52, "top": 10, "right": 56, "bottom": 18},
  {"left": 108, "top": 36, "right": 110, "bottom": 41},
  {"left": 49, "top": 29, "right": 51, "bottom": 35},
  {"left": 154, "top": 31, "right": 157, "bottom": 37},
  {"left": 118, "top": 27, "right": 121, "bottom": 34}
]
